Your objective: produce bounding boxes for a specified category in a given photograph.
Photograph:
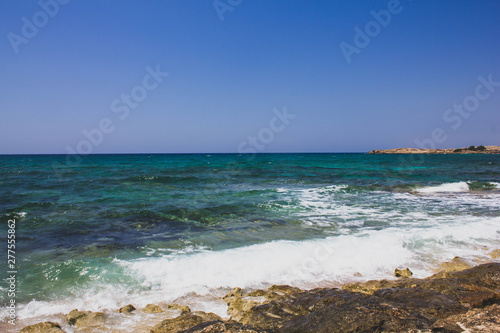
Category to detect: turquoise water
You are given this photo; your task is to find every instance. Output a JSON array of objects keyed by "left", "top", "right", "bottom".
[{"left": 1, "top": 153, "right": 499, "bottom": 329}]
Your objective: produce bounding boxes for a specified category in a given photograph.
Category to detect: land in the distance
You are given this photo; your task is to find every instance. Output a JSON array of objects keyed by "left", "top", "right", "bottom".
[{"left": 369, "top": 145, "right": 500, "bottom": 154}]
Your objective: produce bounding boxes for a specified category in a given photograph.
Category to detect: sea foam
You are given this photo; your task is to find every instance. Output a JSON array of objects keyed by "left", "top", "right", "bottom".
[
  {"left": 416, "top": 181, "right": 470, "bottom": 193},
  {"left": 7, "top": 215, "right": 499, "bottom": 328}
]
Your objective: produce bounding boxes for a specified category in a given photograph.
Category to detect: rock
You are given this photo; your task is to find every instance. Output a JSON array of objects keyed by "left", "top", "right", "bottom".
[
  {"left": 431, "top": 304, "right": 500, "bottom": 333},
  {"left": 150, "top": 311, "right": 222, "bottom": 333},
  {"left": 167, "top": 303, "right": 191, "bottom": 314},
  {"left": 224, "top": 287, "right": 243, "bottom": 299},
  {"left": 434, "top": 256, "right": 472, "bottom": 276},
  {"left": 343, "top": 263, "right": 500, "bottom": 307},
  {"left": 342, "top": 279, "right": 395, "bottom": 294},
  {"left": 268, "top": 285, "right": 302, "bottom": 296},
  {"left": 488, "top": 249, "right": 500, "bottom": 259},
  {"left": 118, "top": 304, "right": 136, "bottom": 313},
  {"left": 394, "top": 267, "right": 413, "bottom": 278},
  {"left": 281, "top": 288, "right": 434, "bottom": 333},
  {"left": 20, "top": 321, "right": 65, "bottom": 333},
  {"left": 223, "top": 288, "right": 268, "bottom": 322},
  {"left": 225, "top": 263, "right": 500, "bottom": 332},
  {"left": 66, "top": 309, "right": 86, "bottom": 325},
  {"left": 65, "top": 309, "right": 105, "bottom": 327},
  {"left": 372, "top": 287, "right": 465, "bottom": 319},
  {"left": 182, "top": 320, "right": 266, "bottom": 332},
  {"left": 143, "top": 303, "right": 163, "bottom": 313}
]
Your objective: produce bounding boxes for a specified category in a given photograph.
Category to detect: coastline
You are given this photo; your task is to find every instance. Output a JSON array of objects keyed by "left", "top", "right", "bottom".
[
  {"left": 18, "top": 254, "right": 500, "bottom": 333},
  {"left": 368, "top": 145, "right": 500, "bottom": 154}
]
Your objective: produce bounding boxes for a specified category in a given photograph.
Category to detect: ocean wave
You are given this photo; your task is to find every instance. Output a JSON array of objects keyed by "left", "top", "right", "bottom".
[
  {"left": 415, "top": 181, "right": 500, "bottom": 193},
  {"left": 415, "top": 181, "right": 470, "bottom": 193},
  {"left": 117, "top": 216, "right": 499, "bottom": 290},
  {"left": 268, "top": 183, "right": 500, "bottom": 228},
  {"left": 4, "top": 216, "right": 499, "bottom": 328}
]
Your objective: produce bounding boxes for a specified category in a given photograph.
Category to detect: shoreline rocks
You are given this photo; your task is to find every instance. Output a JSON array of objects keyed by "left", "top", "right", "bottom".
[{"left": 20, "top": 262, "right": 500, "bottom": 333}]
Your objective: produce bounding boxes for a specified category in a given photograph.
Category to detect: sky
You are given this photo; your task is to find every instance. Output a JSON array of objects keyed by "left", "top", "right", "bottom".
[{"left": 1, "top": 0, "right": 499, "bottom": 154}]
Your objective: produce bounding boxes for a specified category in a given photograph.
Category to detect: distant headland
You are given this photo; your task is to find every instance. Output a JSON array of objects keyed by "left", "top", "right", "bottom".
[{"left": 368, "top": 145, "right": 500, "bottom": 154}]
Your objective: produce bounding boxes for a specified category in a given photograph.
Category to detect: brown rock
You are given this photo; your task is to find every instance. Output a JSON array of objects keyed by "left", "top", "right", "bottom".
[
  {"left": 281, "top": 288, "right": 434, "bottom": 333},
  {"left": 435, "top": 256, "right": 472, "bottom": 276},
  {"left": 182, "top": 320, "right": 266, "bottom": 332},
  {"left": 143, "top": 303, "right": 163, "bottom": 313},
  {"left": 342, "top": 278, "right": 396, "bottom": 294},
  {"left": 394, "top": 267, "right": 413, "bottom": 278},
  {"left": 167, "top": 303, "right": 191, "bottom": 314},
  {"left": 150, "top": 311, "right": 222, "bottom": 333},
  {"left": 20, "top": 321, "right": 65, "bottom": 333},
  {"left": 372, "top": 287, "right": 465, "bottom": 318},
  {"left": 488, "top": 249, "right": 500, "bottom": 259},
  {"left": 223, "top": 288, "right": 268, "bottom": 322},
  {"left": 343, "top": 263, "right": 500, "bottom": 308},
  {"left": 118, "top": 304, "right": 136, "bottom": 313},
  {"left": 66, "top": 309, "right": 86, "bottom": 325},
  {"left": 65, "top": 309, "right": 105, "bottom": 328},
  {"left": 431, "top": 304, "right": 500, "bottom": 333}
]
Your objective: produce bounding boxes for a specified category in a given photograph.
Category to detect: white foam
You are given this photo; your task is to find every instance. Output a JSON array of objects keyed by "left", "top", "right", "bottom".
[
  {"left": 117, "top": 216, "right": 499, "bottom": 291},
  {"left": 416, "top": 182, "right": 470, "bottom": 193},
  {"left": 5, "top": 216, "right": 499, "bottom": 328}
]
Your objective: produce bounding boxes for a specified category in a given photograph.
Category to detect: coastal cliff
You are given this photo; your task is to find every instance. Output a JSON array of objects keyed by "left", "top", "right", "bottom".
[{"left": 368, "top": 145, "right": 500, "bottom": 154}]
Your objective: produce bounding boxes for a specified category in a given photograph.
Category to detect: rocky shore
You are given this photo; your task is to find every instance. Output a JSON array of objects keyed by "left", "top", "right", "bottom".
[
  {"left": 368, "top": 145, "right": 500, "bottom": 154},
  {"left": 20, "top": 258, "right": 500, "bottom": 333}
]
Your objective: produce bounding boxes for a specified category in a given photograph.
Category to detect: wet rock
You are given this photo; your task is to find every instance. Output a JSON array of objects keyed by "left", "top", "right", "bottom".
[
  {"left": 342, "top": 263, "right": 500, "bottom": 307},
  {"left": 225, "top": 264, "right": 500, "bottom": 332},
  {"left": 268, "top": 285, "right": 302, "bottom": 296},
  {"left": 182, "top": 320, "right": 266, "bottom": 332},
  {"left": 20, "top": 321, "right": 65, "bottom": 333},
  {"left": 434, "top": 256, "right": 473, "bottom": 277},
  {"left": 224, "top": 288, "right": 268, "bottom": 322},
  {"left": 372, "top": 287, "right": 465, "bottom": 318},
  {"left": 281, "top": 288, "right": 434, "bottom": 332},
  {"left": 150, "top": 311, "right": 222, "bottom": 333},
  {"left": 431, "top": 304, "right": 500, "bottom": 333},
  {"left": 342, "top": 278, "right": 396, "bottom": 294},
  {"left": 488, "top": 249, "right": 500, "bottom": 259},
  {"left": 167, "top": 303, "right": 191, "bottom": 314},
  {"left": 394, "top": 267, "right": 413, "bottom": 278},
  {"left": 118, "top": 304, "right": 136, "bottom": 313},
  {"left": 143, "top": 303, "right": 163, "bottom": 313},
  {"left": 65, "top": 309, "right": 106, "bottom": 327}
]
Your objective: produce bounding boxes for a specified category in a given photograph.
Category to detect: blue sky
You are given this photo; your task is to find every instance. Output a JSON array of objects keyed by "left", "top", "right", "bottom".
[{"left": 1, "top": 0, "right": 499, "bottom": 154}]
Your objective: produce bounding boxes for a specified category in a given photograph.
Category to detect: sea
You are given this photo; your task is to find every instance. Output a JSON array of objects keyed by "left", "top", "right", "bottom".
[{"left": 1, "top": 153, "right": 499, "bottom": 331}]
